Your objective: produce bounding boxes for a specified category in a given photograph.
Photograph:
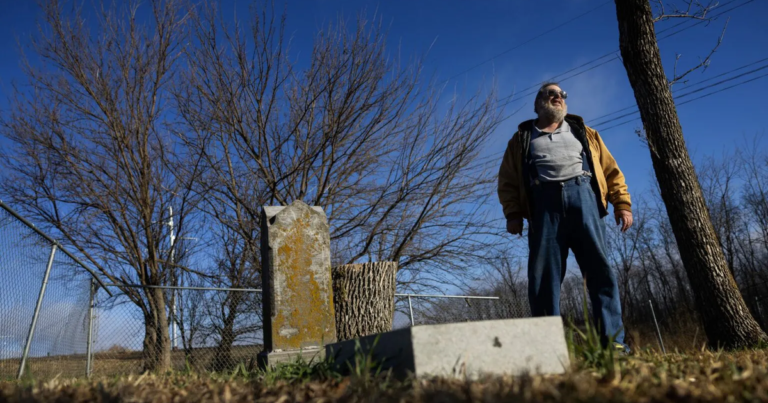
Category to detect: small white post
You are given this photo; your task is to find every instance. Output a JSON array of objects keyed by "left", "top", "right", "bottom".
[
  {"left": 168, "top": 205, "right": 178, "bottom": 350},
  {"left": 86, "top": 279, "right": 95, "bottom": 377},
  {"left": 649, "top": 299, "right": 666, "bottom": 354},
  {"left": 408, "top": 295, "right": 415, "bottom": 327}
]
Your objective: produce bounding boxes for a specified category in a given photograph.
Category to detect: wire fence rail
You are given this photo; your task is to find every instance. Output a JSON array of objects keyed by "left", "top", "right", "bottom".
[
  {"left": 1, "top": 201, "right": 689, "bottom": 381},
  {"left": 1, "top": 201, "right": 530, "bottom": 380},
  {"left": 0, "top": 201, "right": 108, "bottom": 380},
  {"left": 78, "top": 285, "right": 529, "bottom": 378}
]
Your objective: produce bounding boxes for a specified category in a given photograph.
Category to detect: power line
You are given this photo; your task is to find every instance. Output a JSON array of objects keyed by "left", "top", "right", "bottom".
[
  {"left": 595, "top": 71, "right": 768, "bottom": 133},
  {"left": 654, "top": 0, "right": 749, "bottom": 37},
  {"left": 452, "top": 0, "right": 758, "bottom": 170},
  {"left": 496, "top": 55, "right": 621, "bottom": 109},
  {"left": 449, "top": 0, "right": 741, "bottom": 113},
  {"left": 443, "top": 1, "right": 613, "bottom": 83},
  {"left": 591, "top": 56, "right": 768, "bottom": 123},
  {"left": 682, "top": 56, "right": 768, "bottom": 88},
  {"left": 467, "top": 58, "right": 768, "bottom": 171},
  {"left": 656, "top": 0, "right": 755, "bottom": 41},
  {"left": 592, "top": 61, "right": 768, "bottom": 129},
  {"left": 677, "top": 71, "right": 768, "bottom": 106},
  {"left": 675, "top": 63, "right": 768, "bottom": 99},
  {"left": 490, "top": 0, "right": 754, "bottom": 112}
]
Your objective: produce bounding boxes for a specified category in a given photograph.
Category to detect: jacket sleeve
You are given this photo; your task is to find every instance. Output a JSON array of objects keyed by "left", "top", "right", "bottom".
[
  {"left": 498, "top": 136, "right": 523, "bottom": 220},
  {"left": 593, "top": 129, "right": 632, "bottom": 212}
]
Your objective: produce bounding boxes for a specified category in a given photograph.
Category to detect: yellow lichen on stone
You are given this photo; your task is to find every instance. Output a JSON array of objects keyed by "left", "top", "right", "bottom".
[{"left": 270, "top": 208, "right": 335, "bottom": 350}]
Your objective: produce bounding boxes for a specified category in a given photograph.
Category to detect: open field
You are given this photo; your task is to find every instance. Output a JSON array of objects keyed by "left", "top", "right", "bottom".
[
  {"left": 1, "top": 345, "right": 263, "bottom": 380},
  {"left": 2, "top": 348, "right": 768, "bottom": 402}
]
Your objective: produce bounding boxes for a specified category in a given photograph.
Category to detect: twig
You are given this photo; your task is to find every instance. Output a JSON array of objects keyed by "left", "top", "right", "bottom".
[
  {"left": 668, "top": 18, "right": 728, "bottom": 88},
  {"left": 653, "top": 0, "right": 719, "bottom": 23}
]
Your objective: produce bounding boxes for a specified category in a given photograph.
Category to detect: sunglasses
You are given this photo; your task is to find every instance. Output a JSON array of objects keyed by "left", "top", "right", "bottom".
[{"left": 543, "top": 89, "right": 567, "bottom": 99}]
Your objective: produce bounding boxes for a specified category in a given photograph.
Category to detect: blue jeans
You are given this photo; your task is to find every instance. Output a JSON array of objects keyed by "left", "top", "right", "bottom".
[{"left": 527, "top": 174, "right": 626, "bottom": 349}]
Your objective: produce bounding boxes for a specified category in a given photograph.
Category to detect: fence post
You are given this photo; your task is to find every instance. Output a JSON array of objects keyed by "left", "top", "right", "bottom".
[
  {"left": 86, "top": 278, "right": 95, "bottom": 378},
  {"left": 408, "top": 295, "right": 415, "bottom": 327},
  {"left": 18, "top": 244, "right": 57, "bottom": 380},
  {"left": 649, "top": 299, "right": 666, "bottom": 354}
]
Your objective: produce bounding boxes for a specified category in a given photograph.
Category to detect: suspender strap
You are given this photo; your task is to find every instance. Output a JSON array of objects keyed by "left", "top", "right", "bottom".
[{"left": 581, "top": 150, "right": 591, "bottom": 174}]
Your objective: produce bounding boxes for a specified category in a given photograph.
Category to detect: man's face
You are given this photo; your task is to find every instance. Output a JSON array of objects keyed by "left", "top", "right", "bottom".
[
  {"left": 540, "top": 85, "right": 566, "bottom": 110},
  {"left": 536, "top": 85, "right": 568, "bottom": 120}
]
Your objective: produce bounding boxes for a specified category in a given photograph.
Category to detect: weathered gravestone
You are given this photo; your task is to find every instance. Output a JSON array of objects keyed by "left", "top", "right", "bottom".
[{"left": 257, "top": 200, "right": 336, "bottom": 368}]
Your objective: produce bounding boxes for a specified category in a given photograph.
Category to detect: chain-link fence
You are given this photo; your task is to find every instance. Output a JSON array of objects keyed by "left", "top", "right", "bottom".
[
  {"left": 87, "top": 284, "right": 263, "bottom": 377},
  {"left": 85, "top": 286, "right": 525, "bottom": 377},
  {"left": 1, "top": 200, "right": 529, "bottom": 380},
  {"left": 0, "top": 201, "right": 109, "bottom": 381},
  {"left": 393, "top": 294, "right": 530, "bottom": 329}
]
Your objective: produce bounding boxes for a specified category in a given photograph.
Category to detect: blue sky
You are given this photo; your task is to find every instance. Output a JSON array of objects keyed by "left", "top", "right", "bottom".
[
  {"left": 1, "top": 0, "right": 766, "bottom": 219},
  {"left": 1, "top": 0, "right": 766, "bottom": 350}
]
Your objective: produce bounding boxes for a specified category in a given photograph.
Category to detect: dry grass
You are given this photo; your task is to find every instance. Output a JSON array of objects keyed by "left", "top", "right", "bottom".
[
  {"left": 0, "top": 345, "right": 262, "bottom": 380},
  {"left": 2, "top": 348, "right": 768, "bottom": 402}
]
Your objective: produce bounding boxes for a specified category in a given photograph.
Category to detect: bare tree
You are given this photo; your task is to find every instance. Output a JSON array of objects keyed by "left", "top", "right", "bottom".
[
  {"left": 174, "top": 3, "right": 504, "bottom": 299},
  {"left": 0, "top": 0, "right": 198, "bottom": 371},
  {"left": 613, "top": 0, "right": 766, "bottom": 348},
  {"left": 203, "top": 229, "right": 262, "bottom": 372},
  {"left": 606, "top": 197, "right": 648, "bottom": 319},
  {"left": 698, "top": 150, "right": 742, "bottom": 276}
]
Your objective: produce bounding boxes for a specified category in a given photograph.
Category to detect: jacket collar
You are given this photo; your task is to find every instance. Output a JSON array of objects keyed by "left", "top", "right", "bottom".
[{"left": 517, "top": 113, "right": 585, "bottom": 133}]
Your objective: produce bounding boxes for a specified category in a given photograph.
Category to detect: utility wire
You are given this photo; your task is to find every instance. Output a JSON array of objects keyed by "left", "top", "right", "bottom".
[
  {"left": 491, "top": 0, "right": 753, "bottom": 113},
  {"left": 654, "top": 0, "right": 749, "bottom": 36},
  {"left": 591, "top": 56, "right": 768, "bottom": 122},
  {"left": 466, "top": 58, "right": 768, "bottom": 172},
  {"left": 447, "top": 0, "right": 758, "bottom": 170},
  {"left": 592, "top": 62, "right": 768, "bottom": 129},
  {"left": 444, "top": 1, "right": 613, "bottom": 83},
  {"left": 677, "top": 71, "right": 768, "bottom": 107},
  {"left": 656, "top": 0, "right": 755, "bottom": 41},
  {"left": 595, "top": 71, "right": 768, "bottom": 132}
]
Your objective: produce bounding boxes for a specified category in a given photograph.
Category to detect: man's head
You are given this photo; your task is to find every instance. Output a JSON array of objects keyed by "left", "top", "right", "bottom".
[{"left": 534, "top": 82, "right": 568, "bottom": 122}]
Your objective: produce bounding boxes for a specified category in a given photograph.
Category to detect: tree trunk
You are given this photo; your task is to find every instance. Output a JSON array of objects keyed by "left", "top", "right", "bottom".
[
  {"left": 332, "top": 262, "right": 397, "bottom": 341},
  {"left": 211, "top": 293, "right": 241, "bottom": 372},
  {"left": 142, "top": 288, "right": 172, "bottom": 372},
  {"left": 613, "top": 0, "right": 766, "bottom": 348}
]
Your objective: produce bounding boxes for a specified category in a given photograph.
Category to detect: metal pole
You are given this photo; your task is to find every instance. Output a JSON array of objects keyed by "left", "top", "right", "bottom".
[
  {"left": 649, "top": 299, "right": 666, "bottom": 354},
  {"left": 105, "top": 283, "right": 262, "bottom": 293},
  {"left": 168, "top": 205, "right": 178, "bottom": 350},
  {"left": 408, "top": 295, "right": 415, "bottom": 327},
  {"left": 395, "top": 293, "right": 499, "bottom": 300},
  {"left": 169, "top": 206, "right": 176, "bottom": 349},
  {"left": 86, "top": 279, "right": 95, "bottom": 378},
  {"left": 18, "top": 245, "right": 57, "bottom": 379},
  {"left": 0, "top": 200, "right": 112, "bottom": 296}
]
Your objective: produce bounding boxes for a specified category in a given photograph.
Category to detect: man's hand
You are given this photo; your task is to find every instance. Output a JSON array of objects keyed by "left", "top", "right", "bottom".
[
  {"left": 506, "top": 218, "right": 523, "bottom": 236},
  {"left": 615, "top": 210, "right": 633, "bottom": 233}
]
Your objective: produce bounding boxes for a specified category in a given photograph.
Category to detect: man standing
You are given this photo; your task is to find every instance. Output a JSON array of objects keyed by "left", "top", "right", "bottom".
[{"left": 497, "top": 82, "right": 633, "bottom": 350}]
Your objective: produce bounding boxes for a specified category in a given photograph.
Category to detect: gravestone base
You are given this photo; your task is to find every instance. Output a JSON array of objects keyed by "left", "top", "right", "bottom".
[
  {"left": 325, "top": 317, "right": 570, "bottom": 379},
  {"left": 257, "top": 348, "right": 326, "bottom": 369}
]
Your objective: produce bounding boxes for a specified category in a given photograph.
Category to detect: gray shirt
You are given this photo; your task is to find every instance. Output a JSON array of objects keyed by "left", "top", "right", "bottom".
[{"left": 529, "top": 120, "right": 585, "bottom": 182}]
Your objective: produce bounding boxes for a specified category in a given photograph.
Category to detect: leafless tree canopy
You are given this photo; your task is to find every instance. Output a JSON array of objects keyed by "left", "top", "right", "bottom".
[
  {"left": 0, "top": 0, "right": 202, "bottom": 371},
  {"left": 174, "top": 3, "right": 504, "bottom": 294},
  {"left": 1, "top": 0, "right": 505, "bottom": 372}
]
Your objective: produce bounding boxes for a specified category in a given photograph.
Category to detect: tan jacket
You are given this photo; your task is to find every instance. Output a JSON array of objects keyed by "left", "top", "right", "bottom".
[{"left": 498, "top": 114, "right": 631, "bottom": 221}]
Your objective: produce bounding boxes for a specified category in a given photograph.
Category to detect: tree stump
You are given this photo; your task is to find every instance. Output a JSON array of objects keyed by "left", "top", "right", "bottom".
[{"left": 332, "top": 262, "right": 397, "bottom": 341}]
